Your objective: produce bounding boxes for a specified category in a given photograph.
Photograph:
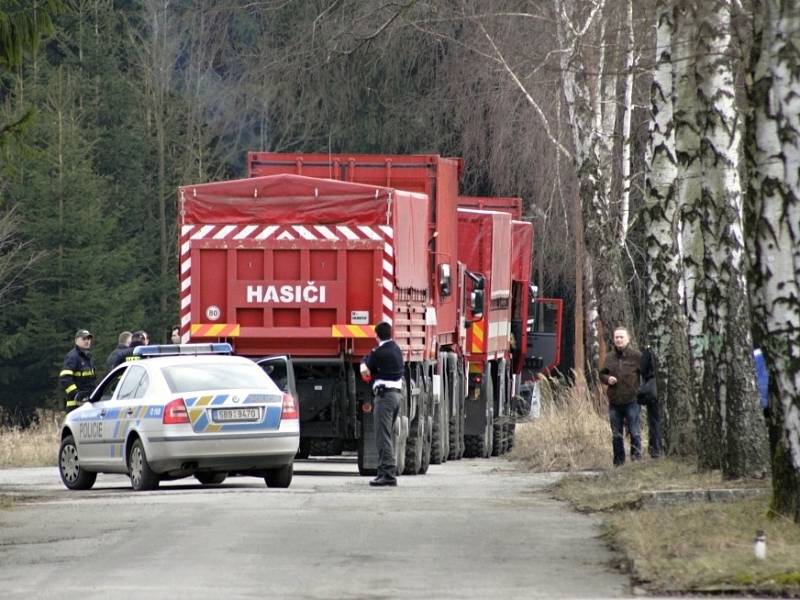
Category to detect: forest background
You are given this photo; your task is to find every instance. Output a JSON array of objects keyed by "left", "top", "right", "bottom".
[{"left": 1, "top": 0, "right": 798, "bottom": 519}]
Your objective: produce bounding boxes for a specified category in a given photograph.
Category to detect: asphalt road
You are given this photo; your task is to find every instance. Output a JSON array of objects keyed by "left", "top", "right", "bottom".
[{"left": 0, "top": 457, "right": 630, "bottom": 599}]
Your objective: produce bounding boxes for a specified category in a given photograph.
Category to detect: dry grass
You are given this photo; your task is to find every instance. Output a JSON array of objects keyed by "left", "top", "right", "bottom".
[
  {"left": 0, "top": 409, "right": 62, "bottom": 468},
  {"left": 608, "top": 498, "right": 800, "bottom": 594},
  {"left": 508, "top": 374, "right": 613, "bottom": 471},
  {"left": 554, "top": 458, "right": 767, "bottom": 512}
]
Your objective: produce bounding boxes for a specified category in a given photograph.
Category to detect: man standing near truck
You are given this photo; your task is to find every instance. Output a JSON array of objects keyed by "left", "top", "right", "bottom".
[{"left": 360, "top": 322, "right": 404, "bottom": 487}]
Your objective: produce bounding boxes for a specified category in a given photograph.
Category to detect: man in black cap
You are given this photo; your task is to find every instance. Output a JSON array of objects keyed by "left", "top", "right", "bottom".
[
  {"left": 59, "top": 329, "right": 97, "bottom": 411},
  {"left": 360, "top": 322, "right": 404, "bottom": 487}
]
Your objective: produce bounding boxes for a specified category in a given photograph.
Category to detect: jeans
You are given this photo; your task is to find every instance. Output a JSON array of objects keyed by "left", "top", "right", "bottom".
[
  {"left": 374, "top": 388, "right": 401, "bottom": 480},
  {"left": 609, "top": 402, "right": 641, "bottom": 466},
  {"left": 644, "top": 398, "right": 662, "bottom": 458}
]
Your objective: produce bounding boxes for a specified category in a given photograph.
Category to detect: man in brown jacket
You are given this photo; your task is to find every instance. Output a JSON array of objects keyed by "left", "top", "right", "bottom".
[{"left": 599, "top": 326, "right": 642, "bottom": 465}]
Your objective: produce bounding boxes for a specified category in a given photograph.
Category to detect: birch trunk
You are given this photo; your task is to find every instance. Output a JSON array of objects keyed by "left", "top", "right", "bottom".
[
  {"left": 673, "top": 0, "right": 709, "bottom": 463},
  {"left": 747, "top": 0, "right": 800, "bottom": 521},
  {"left": 643, "top": 0, "right": 695, "bottom": 456},
  {"left": 619, "top": 0, "right": 634, "bottom": 241},
  {"left": 554, "top": 0, "right": 634, "bottom": 348},
  {"left": 695, "top": 0, "right": 768, "bottom": 477}
]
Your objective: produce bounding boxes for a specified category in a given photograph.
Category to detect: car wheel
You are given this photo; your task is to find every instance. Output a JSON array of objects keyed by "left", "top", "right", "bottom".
[
  {"left": 59, "top": 435, "right": 97, "bottom": 490},
  {"left": 128, "top": 438, "right": 160, "bottom": 491},
  {"left": 264, "top": 463, "right": 293, "bottom": 488},
  {"left": 195, "top": 472, "right": 227, "bottom": 485}
]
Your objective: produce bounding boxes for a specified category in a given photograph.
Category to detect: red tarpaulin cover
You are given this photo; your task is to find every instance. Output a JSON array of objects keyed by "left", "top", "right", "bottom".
[{"left": 179, "top": 173, "right": 428, "bottom": 290}]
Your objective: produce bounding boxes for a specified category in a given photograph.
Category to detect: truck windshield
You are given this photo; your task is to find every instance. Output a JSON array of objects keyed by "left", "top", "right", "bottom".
[{"left": 161, "top": 363, "right": 278, "bottom": 394}]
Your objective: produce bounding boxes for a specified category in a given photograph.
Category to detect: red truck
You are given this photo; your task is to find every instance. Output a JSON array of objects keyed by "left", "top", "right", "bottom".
[
  {"left": 246, "top": 153, "right": 475, "bottom": 467},
  {"left": 458, "top": 196, "right": 563, "bottom": 416},
  {"left": 177, "top": 172, "right": 469, "bottom": 475}
]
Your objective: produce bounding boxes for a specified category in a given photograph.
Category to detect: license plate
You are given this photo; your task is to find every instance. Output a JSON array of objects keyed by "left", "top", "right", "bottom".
[{"left": 212, "top": 407, "right": 261, "bottom": 422}]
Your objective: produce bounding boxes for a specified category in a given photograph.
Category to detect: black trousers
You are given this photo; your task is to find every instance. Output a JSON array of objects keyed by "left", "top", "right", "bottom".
[{"left": 374, "top": 388, "right": 401, "bottom": 480}]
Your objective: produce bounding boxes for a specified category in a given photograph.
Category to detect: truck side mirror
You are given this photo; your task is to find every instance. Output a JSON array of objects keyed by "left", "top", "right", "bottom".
[
  {"left": 439, "top": 263, "right": 451, "bottom": 298},
  {"left": 471, "top": 289, "right": 484, "bottom": 319}
]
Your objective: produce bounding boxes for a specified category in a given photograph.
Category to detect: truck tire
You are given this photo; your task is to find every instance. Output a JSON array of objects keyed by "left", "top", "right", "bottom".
[
  {"left": 308, "top": 438, "right": 342, "bottom": 456},
  {"left": 59, "top": 435, "right": 97, "bottom": 491},
  {"left": 463, "top": 434, "right": 484, "bottom": 458},
  {"left": 507, "top": 422, "right": 516, "bottom": 452},
  {"left": 492, "top": 422, "right": 504, "bottom": 456},
  {"left": 430, "top": 398, "right": 448, "bottom": 465},
  {"left": 357, "top": 430, "right": 377, "bottom": 477},
  {"left": 295, "top": 439, "right": 310, "bottom": 460},
  {"left": 128, "top": 438, "right": 160, "bottom": 491},
  {"left": 394, "top": 414, "right": 407, "bottom": 476},
  {"left": 403, "top": 419, "right": 424, "bottom": 475}
]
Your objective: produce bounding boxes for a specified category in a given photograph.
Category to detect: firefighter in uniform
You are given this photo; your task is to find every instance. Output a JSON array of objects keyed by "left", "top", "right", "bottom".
[
  {"left": 59, "top": 329, "right": 97, "bottom": 411},
  {"left": 360, "top": 322, "right": 404, "bottom": 487}
]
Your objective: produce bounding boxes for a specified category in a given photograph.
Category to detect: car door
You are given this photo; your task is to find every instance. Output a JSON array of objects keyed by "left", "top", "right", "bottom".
[
  {"left": 100, "top": 365, "right": 151, "bottom": 469},
  {"left": 256, "top": 356, "right": 297, "bottom": 400},
  {"left": 79, "top": 366, "right": 128, "bottom": 465}
]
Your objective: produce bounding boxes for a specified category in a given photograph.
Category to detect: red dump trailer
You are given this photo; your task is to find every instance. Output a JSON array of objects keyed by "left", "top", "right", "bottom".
[
  {"left": 245, "top": 152, "right": 488, "bottom": 463},
  {"left": 456, "top": 208, "right": 515, "bottom": 457},
  {"left": 177, "top": 174, "right": 437, "bottom": 475}
]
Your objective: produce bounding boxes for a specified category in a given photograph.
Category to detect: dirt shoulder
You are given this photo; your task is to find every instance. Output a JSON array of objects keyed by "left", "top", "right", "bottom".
[{"left": 550, "top": 458, "right": 800, "bottom": 596}]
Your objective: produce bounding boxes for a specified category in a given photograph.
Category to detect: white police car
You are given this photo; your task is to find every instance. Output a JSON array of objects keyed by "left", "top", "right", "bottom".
[{"left": 58, "top": 344, "right": 299, "bottom": 491}]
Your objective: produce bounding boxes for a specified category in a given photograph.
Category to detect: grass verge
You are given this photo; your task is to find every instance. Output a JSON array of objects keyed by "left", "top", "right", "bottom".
[
  {"left": 0, "top": 409, "right": 61, "bottom": 468},
  {"left": 512, "top": 377, "right": 800, "bottom": 595}
]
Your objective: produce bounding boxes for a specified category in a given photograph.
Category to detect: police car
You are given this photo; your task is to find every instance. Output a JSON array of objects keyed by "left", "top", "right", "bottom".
[{"left": 58, "top": 344, "right": 299, "bottom": 491}]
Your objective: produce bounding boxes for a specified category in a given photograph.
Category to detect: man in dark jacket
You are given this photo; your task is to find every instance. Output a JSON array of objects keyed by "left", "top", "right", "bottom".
[
  {"left": 360, "top": 322, "right": 404, "bottom": 487},
  {"left": 638, "top": 347, "right": 661, "bottom": 458},
  {"left": 59, "top": 329, "right": 97, "bottom": 411},
  {"left": 599, "top": 326, "right": 642, "bottom": 466},
  {"left": 105, "top": 330, "right": 132, "bottom": 372},
  {"left": 111, "top": 330, "right": 148, "bottom": 367}
]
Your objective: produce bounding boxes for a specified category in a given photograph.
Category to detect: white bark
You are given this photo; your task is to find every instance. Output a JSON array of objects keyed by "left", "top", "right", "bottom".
[
  {"left": 749, "top": 0, "right": 800, "bottom": 517},
  {"left": 673, "top": 1, "right": 705, "bottom": 390},
  {"left": 643, "top": 0, "right": 695, "bottom": 455},
  {"left": 619, "top": 0, "right": 634, "bottom": 241},
  {"left": 695, "top": 0, "right": 767, "bottom": 476}
]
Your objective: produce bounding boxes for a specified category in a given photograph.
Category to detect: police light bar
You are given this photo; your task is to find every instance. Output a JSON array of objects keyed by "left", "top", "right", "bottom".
[{"left": 133, "top": 343, "right": 233, "bottom": 357}]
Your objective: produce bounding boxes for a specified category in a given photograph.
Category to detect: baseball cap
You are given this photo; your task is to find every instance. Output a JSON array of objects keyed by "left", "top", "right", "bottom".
[{"left": 75, "top": 329, "right": 93, "bottom": 339}]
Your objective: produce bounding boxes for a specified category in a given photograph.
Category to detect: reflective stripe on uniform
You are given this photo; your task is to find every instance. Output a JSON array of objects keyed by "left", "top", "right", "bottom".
[
  {"left": 74, "top": 370, "right": 95, "bottom": 377},
  {"left": 65, "top": 384, "right": 78, "bottom": 394},
  {"left": 66, "top": 399, "right": 78, "bottom": 407},
  {"left": 59, "top": 369, "right": 74, "bottom": 377}
]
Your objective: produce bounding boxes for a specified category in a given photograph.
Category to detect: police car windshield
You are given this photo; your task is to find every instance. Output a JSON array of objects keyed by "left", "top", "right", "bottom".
[{"left": 161, "top": 363, "right": 278, "bottom": 394}]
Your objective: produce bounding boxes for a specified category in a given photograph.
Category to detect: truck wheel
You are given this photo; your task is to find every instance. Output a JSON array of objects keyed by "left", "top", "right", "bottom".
[
  {"left": 463, "top": 434, "right": 484, "bottom": 458},
  {"left": 128, "top": 438, "right": 160, "bottom": 491},
  {"left": 296, "top": 439, "right": 310, "bottom": 460},
  {"left": 403, "top": 420, "right": 423, "bottom": 475},
  {"left": 507, "top": 422, "right": 516, "bottom": 452},
  {"left": 357, "top": 430, "right": 377, "bottom": 477},
  {"left": 419, "top": 414, "right": 432, "bottom": 474},
  {"left": 492, "top": 422, "right": 504, "bottom": 457},
  {"left": 430, "top": 402, "right": 444, "bottom": 464},
  {"left": 265, "top": 463, "right": 293, "bottom": 488},
  {"left": 394, "top": 415, "right": 407, "bottom": 476},
  {"left": 482, "top": 406, "right": 494, "bottom": 458},
  {"left": 59, "top": 435, "right": 97, "bottom": 491},
  {"left": 195, "top": 472, "right": 227, "bottom": 485}
]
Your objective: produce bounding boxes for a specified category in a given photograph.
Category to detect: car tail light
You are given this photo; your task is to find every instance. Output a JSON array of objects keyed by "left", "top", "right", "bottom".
[
  {"left": 281, "top": 393, "right": 298, "bottom": 420},
  {"left": 163, "top": 398, "right": 190, "bottom": 424}
]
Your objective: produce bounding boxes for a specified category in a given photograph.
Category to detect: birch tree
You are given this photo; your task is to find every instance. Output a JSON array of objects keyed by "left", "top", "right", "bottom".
[
  {"left": 643, "top": 0, "right": 695, "bottom": 455},
  {"left": 691, "top": 0, "right": 767, "bottom": 476},
  {"left": 554, "top": 0, "right": 635, "bottom": 342},
  {"left": 747, "top": 0, "right": 800, "bottom": 521}
]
